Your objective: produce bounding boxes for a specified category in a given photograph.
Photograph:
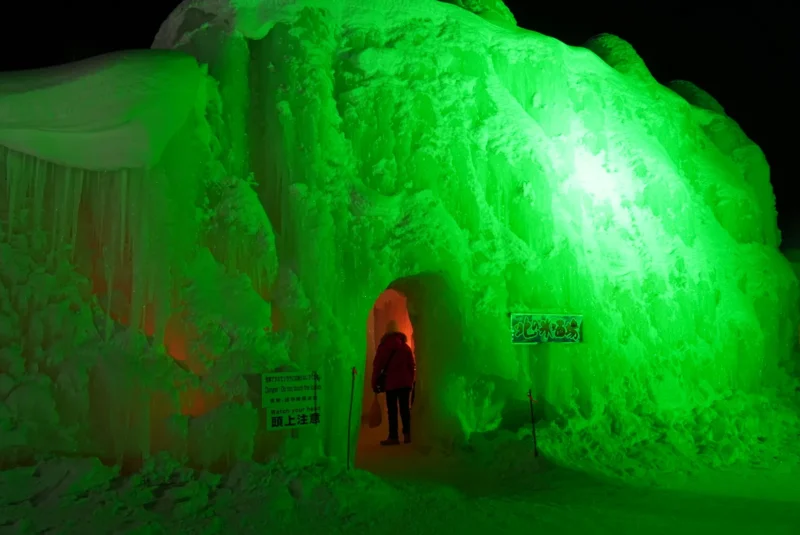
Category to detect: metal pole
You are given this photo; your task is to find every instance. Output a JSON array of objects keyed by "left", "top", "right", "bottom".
[
  {"left": 527, "top": 389, "right": 538, "bottom": 457},
  {"left": 346, "top": 367, "right": 357, "bottom": 471}
]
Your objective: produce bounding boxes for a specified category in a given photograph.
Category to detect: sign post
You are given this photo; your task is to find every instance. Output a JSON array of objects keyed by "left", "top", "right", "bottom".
[
  {"left": 527, "top": 389, "right": 538, "bottom": 457},
  {"left": 262, "top": 371, "right": 322, "bottom": 431},
  {"left": 510, "top": 312, "right": 581, "bottom": 460}
]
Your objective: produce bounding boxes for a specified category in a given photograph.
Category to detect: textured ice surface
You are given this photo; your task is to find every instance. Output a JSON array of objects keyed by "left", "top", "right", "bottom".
[{"left": 1, "top": 0, "right": 799, "bottom": 485}]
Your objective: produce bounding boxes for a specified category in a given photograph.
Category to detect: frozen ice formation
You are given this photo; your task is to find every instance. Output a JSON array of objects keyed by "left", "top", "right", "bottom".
[
  {"left": 1, "top": 0, "right": 798, "bottom": 481},
  {"left": 0, "top": 50, "right": 208, "bottom": 170}
]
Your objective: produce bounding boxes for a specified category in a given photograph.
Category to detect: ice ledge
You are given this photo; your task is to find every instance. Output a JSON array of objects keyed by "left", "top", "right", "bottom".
[{"left": 0, "top": 50, "right": 207, "bottom": 171}]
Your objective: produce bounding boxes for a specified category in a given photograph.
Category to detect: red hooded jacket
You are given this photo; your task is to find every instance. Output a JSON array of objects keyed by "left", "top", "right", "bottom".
[{"left": 371, "top": 331, "right": 416, "bottom": 392}]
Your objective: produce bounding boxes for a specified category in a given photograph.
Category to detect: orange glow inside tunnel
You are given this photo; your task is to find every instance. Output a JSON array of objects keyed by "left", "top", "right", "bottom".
[
  {"left": 84, "top": 235, "right": 222, "bottom": 416},
  {"left": 76, "top": 197, "right": 280, "bottom": 419},
  {"left": 372, "top": 288, "right": 414, "bottom": 353}
]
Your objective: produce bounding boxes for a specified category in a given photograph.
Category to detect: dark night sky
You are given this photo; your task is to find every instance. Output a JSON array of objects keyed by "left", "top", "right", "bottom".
[{"left": 1, "top": 2, "right": 794, "bottom": 244}]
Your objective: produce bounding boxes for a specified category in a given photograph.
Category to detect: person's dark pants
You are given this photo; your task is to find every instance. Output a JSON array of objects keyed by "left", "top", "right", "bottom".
[{"left": 386, "top": 387, "right": 412, "bottom": 440}]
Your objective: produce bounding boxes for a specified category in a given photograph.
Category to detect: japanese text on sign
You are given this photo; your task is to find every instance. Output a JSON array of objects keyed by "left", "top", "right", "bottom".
[
  {"left": 262, "top": 371, "right": 321, "bottom": 431},
  {"left": 511, "top": 313, "right": 583, "bottom": 344}
]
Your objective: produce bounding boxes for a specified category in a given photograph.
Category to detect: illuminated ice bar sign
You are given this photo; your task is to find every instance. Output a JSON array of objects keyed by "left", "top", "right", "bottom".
[
  {"left": 262, "top": 371, "right": 321, "bottom": 430},
  {"left": 511, "top": 313, "right": 583, "bottom": 344}
]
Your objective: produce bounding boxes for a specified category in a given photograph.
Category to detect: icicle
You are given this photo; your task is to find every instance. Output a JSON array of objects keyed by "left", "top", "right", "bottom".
[
  {"left": 57, "top": 166, "right": 75, "bottom": 253},
  {"left": 50, "top": 166, "right": 66, "bottom": 260},
  {"left": 93, "top": 174, "right": 107, "bottom": 249},
  {"left": 32, "top": 157, "right": 44, "bottom": 236},
  {"left": 127, "top": 169, "right": 141, "bottom": 332},
  {"left": 104, "top": 240, "right": 114, "bottom": 341},
  {"left": 106, "top": 175, "right": 122, "bottom": 292},
  {"left": 116, "top": 173, "right": 126, "bottom": 280},
  {"left": 129, "top": 169, "right": 147, "bottom": 334},
  {"left": 69, "top": 170, "right": 84, "bottom": 256},
  {"left": 118, "top": 170, "right": 128, "bottom": 266},
  {"left": 6, "top": 150, "right": 18, "bottom": 237},
  {"left": 143, "top": 173, "right": 156, "bottom": 333}
]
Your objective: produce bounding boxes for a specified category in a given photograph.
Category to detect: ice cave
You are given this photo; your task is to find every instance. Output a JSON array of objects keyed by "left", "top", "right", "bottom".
[{"left": 1, "top": 0, "right": 799, "bottom": 532}]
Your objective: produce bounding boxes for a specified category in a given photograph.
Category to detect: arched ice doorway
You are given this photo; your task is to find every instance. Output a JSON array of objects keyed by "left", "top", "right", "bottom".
[
  {"left": 355, "top": 273, "right": 467, "bottom": 476},
  {"left": 357, "top": 288, "right": 414, "bottom": 452}
]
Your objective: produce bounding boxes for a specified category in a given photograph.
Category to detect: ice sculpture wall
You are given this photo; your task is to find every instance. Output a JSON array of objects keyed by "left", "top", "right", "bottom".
[{"left": 1, "top": 0, "right": 798, "bottom": 480}]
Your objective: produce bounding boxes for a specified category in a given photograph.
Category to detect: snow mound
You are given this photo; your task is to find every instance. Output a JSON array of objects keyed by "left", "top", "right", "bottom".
[
  {"left": 440, "top": 0, "right": 518, "bottom": 28},
  {"left": 668, "top": 80, "right": 726, "bottom": 114},
  {"left": 0, "top": 454, "right": 424, "bottom": 534},
  {"left": 0, "top": 50, "right": 207, "bottom": 170},
  {"left": 584, "top": 33, "right": 655, "bottom": 83}
]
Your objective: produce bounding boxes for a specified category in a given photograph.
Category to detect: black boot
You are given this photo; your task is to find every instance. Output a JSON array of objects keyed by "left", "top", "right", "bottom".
[
  {"left": 403, "top": 433, "right": 411, "bottom": 444},
  {"left": 380, "top": 438, "right": 400, "bottom": 446}
]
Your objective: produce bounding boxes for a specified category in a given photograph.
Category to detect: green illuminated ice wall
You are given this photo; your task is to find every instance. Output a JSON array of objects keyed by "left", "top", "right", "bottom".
[{"left": 0, "top": 0, "right": 798, "bottom": 481}]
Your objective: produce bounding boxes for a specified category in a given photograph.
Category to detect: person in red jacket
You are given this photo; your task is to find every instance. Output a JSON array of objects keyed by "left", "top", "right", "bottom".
[{"left": 371, "top": 320, "right": 416, "bottom": 445}]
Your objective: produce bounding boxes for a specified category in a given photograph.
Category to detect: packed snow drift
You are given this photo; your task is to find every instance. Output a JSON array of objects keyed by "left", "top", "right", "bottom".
[{"left": 1, "top": 0, "right": 799, "bottom": 489}]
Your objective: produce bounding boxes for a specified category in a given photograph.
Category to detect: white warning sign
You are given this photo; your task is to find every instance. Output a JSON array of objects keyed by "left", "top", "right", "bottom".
[{"left": 262, "top": 371, "right": 321, "bottom": 431}]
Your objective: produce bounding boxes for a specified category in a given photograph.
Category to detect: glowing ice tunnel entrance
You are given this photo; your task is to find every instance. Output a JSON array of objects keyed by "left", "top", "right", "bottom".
[{"left": 355, "top": 273, "right": 467, "bottom": 475}]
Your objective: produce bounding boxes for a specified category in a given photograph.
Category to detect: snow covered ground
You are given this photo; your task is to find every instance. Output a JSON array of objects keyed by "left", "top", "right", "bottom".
[{"left": 2, "top": 440, "right": 798, "bottom": 535}]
